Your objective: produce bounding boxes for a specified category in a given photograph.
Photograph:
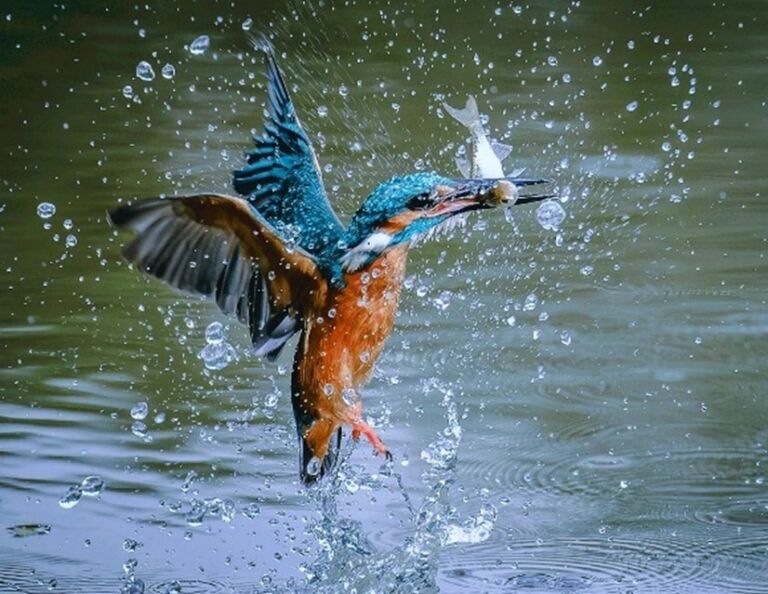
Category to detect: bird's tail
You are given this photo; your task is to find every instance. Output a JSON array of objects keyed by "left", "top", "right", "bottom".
[
  {"left": 291, "top": 372, "right": 343, "bottom": 484},
  {"left": 443, "top": 95, "right": 481, "bottom": 131},
  {"left": 298, "top": 425, "right": 342, "bottom": 484}
]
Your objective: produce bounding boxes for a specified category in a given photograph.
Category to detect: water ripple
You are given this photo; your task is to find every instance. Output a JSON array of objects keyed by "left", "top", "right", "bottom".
[
  {"left": 439, "top": 536, "right": 718, "bottom": 593},
  {"left": 463, "top": 445, "right": 768, "bottom": 504}
]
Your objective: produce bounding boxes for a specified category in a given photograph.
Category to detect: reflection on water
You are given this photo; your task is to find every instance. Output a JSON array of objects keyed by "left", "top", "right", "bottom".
[{"left": 1, "top": 0, "right": 767, "bottom": 592}]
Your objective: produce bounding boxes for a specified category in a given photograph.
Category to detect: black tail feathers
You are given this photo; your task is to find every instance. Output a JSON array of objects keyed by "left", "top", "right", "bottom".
[{"left": 299, "top": 427, "right": 342, "bottom": 485}]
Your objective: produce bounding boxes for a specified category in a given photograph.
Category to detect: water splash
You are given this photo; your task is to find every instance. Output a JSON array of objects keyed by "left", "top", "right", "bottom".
[{"left": 297, "top": 379, "right": 468, "bottom": 593}]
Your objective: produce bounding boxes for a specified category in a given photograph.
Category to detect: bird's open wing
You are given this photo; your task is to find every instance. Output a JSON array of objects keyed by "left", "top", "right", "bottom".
[
  {"left": 109, "top": 194, "right": 326, "bottom": 360},
  {"left": 232, "top": 46, "right": 344, "bottom": 258}
]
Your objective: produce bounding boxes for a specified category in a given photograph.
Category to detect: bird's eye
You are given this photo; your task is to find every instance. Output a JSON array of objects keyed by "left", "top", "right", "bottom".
[{"left": 407, "top": 193, "right": 433, "bottom": 210}]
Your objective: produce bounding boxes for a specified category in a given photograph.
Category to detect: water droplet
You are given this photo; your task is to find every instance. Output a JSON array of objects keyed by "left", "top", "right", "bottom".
[
  {"left": 341, "top": 388, "right": 356, "bottom": 406},
  {"left": 131, "top": 421, "right": 148, "bottom": 438},
  {"left": 80, "top": 475, "right": 105, "bottom": 496},
  {"left": 130, "top": 401, "right": 148, "bottom": 420},
  {"left": 626, "top": 100, "right": 638, "bottom": 112},
  {"left": 580, "top": 265, "right": 594, "bottom": 276},
  {"left": 306, "top": 456, "right": 322, "bottom": 476},
  {"left": 198, "top": 323, "right": 237, "bottom": 370},
  {"left": 619, "top": 480, "right": 629, "bottom": 489},
  {"left": 37, "top": 202, "right": 56, "bottom": 219},
  {"left": 186, "top": 503, "right": 206, "bottom": 527},
  {"left": 592, "top": 55, "right": 603, "bottom": 66},
  {"left": 135, "top": 61, "right": 155, "bottom": 82},
  {"left": 535, "top": 200, "right": 566, "bottom": 231},
  {"left": 338, "top": 84, "right": 348, "bottom": 97},
  {"left": 65, "top": 234, "right": 77, "bottom": 248},
  {"left": 323, "top": 384, "right": 335, "bottom": 397},
  {"left": 189, "top": 35, "right": 210, "bottom": 56},
  {"left": 123, "top": 558, "right": 138, "bottom": 575},
  {"left": 317, "top": 105, "right": 328, "bottom": 117},
  {"left": 122, "top": 538, "right": 140, "bottom": 552},
  {"left": 547, "top": 56, "right": 558, "bottom": 67},
  {"left": 220, "top": 499, "right": 236, "bottom": 522},
  {"left": 560, "top": 330, "right": 572, "bottom": 346},
  {"left": 241, "top": 17, "right": 253, "bottom": 31},
  {"left": 181, "top": 470, "right": 196, "bottom": 493},
  {"left": 121, "top": 577, "right": 145, "bottom": 594},
  {"left": 160, "top": 63, "right": 175, "bottom": 79},
  {"left": 205, "top": 321, "right": 224, "bottom": 344},
  {"left": 122, "top": 85, "right": 134, "bottom": 99},
  {"left": 243, "top": 502, "right": 261, "bottom": 519},
  {"left": 506, "top": 315, "right": 517, "bottom": 327},
  {"left": 59, "top": 485, "right": 82, "bottom": 509},
  {"left": 432, "top": 290, "right": 451, "bottom": 311},
  {"left": 524, "top": 293, "right": 538, "bottom": 311}
]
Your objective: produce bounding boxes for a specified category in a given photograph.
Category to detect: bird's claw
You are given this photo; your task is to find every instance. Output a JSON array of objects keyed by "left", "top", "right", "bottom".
[{"left": 350, "top": 417, "right": 390, "bottom": 458}]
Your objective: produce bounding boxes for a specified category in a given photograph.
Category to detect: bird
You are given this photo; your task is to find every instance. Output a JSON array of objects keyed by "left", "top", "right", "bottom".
[{"left": 108, "top": 45, "right": 554, "bottom": 483}]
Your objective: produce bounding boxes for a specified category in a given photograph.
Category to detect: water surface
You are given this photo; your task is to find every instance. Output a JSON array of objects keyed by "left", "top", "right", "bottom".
[{"left": 1, "top": 1, "right": 766, "bottom": 592}]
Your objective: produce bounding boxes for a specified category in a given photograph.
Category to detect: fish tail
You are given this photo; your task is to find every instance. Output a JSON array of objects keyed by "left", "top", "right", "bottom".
[{"left": 443, "top": 95, "right": 481, "bottom": 131}]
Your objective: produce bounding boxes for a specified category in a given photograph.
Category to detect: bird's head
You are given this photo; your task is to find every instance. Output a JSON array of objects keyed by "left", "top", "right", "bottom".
[{"left": 340, "top": 171, "right": 552, "bottom": 272}]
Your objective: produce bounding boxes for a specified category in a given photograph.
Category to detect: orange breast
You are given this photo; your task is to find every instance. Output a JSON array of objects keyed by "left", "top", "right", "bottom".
[{"left": 294, "top": 245, "right": 409, "bottom": 422}]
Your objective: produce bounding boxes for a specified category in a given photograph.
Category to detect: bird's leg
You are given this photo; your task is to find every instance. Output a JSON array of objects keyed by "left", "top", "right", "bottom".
[{"left": 344, "top": 401, "right": 392, "bottom": 459}]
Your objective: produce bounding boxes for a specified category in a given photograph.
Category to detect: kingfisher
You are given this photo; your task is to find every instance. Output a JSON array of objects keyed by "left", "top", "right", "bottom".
[{"left": 109, "top": 45, "right": 553, "bottom": 483}]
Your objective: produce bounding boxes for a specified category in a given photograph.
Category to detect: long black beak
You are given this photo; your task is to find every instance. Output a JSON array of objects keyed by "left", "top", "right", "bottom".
[{"left": 450, "top": 176, "right": 557, "bottom": 206}]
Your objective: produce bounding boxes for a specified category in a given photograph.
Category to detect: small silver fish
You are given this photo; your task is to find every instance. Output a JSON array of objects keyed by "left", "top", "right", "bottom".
[{"left": 443, "top": 96, "right": 522, "bottom": 179}]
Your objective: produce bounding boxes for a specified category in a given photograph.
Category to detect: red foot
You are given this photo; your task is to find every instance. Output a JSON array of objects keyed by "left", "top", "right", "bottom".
[{"left": 351, "top": 418, "right": 391, "bottom": 459}]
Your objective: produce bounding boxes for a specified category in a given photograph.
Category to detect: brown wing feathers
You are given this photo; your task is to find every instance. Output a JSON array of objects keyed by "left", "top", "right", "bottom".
[{"left": 109, "top": 194, "right": 324, "bottom": 359}]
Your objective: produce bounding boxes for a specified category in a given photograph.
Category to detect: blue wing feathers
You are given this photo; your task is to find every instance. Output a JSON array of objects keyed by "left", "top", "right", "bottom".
[
  {"left": 229, "top": 45, "right": 344, "bottom": 358},
  {"left": 232, "top": 46, "right": 344, "bottom": 258}
]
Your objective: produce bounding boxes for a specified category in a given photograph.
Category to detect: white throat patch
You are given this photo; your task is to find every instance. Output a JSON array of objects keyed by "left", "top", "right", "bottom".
[{"left": 341, "top": 232, "right": 393, "bottom": 272}]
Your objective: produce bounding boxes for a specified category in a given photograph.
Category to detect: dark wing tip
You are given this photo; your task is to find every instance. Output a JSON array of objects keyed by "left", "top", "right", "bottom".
[
  {"left": 108, "top": 202, "right": 139, "bottom": 228},
  {"left": 108, "top": 198, "right": 170, "bottom": 233},
  {"left": 244, "top": 33, "right": 285, "bottom": 98}
]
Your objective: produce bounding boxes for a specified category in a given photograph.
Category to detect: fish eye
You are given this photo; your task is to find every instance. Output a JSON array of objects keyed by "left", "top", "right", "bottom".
[{"left": 407, "top": 193, "right": 433, "bottom": 210}]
